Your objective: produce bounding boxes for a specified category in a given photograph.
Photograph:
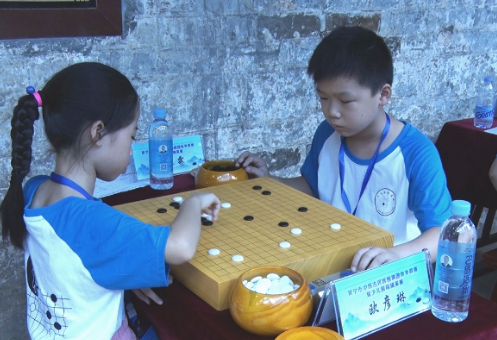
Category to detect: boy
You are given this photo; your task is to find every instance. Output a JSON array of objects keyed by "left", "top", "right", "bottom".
[{"left": 236, "top": 26, "right": 451, "bottom": 272}]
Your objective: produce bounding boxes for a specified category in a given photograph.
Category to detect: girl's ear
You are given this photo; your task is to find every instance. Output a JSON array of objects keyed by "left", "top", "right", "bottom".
[
  {"left": 379, "top": 84, "right": 392, "bottom": 106},
  {"left": 90, "top": 120, "right": 106, "bottom": 145}
]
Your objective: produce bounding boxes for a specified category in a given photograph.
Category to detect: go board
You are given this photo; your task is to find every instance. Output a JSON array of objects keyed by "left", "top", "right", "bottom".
[{"left": 114, "top": 177, "right": 394, "bottom": 311}]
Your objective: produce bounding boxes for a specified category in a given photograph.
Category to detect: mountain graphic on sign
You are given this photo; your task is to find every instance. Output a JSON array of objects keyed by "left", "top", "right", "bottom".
[
  {"left": 188, "top": 155, "right": 204, "bottom": 164},
  {"left": 137, "top": 164, "right": 149, "bottom": 179}
]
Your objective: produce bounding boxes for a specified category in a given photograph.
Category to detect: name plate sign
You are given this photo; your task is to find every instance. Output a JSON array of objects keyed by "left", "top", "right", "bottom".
[
  {"left": 132, "top": 134, "right": 205, "bottom": 180},
  {"left": 314, "top": 250, "right": 433, "bottom": 340}
]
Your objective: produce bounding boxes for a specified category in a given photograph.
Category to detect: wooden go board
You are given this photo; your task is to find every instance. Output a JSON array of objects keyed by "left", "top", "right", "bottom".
[{"left": 114, "top": 177, "right": 394, "bottom": 311}]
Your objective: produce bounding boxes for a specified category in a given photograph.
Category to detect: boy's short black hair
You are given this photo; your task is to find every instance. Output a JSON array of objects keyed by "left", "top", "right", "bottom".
[{"left": 307, "top": 26, "right": 393, "bottom": 94}]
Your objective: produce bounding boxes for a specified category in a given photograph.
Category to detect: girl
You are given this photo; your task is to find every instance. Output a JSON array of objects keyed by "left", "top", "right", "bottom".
[{"left": 0, "top": 62, "right": 220, "bottom": 339}]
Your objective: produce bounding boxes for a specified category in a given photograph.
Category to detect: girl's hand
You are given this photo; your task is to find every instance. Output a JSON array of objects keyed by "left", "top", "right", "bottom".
[
  {"left": 132, "top": 288, "right": 163, "bottom": 305},
  {"left": 187, "top": 193, "right": 221, "bottom": 221}
]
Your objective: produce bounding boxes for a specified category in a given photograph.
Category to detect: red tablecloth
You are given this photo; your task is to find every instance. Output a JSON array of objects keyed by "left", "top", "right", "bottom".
[
  {"left": 132, "top": 281, "right": 497, "bottom": 340},
  {"left": 104, "top": 172, "right": 497, "bottom": 340},
  {"left": 435, "top": 118, "right": 497, "bottom": 209}
]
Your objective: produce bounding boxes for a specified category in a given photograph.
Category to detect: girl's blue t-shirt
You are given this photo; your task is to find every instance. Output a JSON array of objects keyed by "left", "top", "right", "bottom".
[{"left": 22, "top": 175, "right": 171, "bottom": 339}]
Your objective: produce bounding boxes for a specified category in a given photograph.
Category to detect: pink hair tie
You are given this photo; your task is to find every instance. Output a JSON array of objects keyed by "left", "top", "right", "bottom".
[{"left": 26, "top": 86, "right": 43, "bottom": 107}]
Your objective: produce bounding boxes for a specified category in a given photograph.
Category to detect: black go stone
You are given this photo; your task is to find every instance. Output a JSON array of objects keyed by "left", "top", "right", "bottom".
[
  {"left": 244, "top": 215, "right": 254, "bottom": 221},
  {"left": 252, "top": 185, "right": 262, "bottom": 190},
  {"left": 278, "top": 221, "right": 289, "bottom": 227},
  {"left": 298, "top": 207, "right": 308, "bottom": 212},
  {"left": 169, "top": 202, "right": 180, "bottom": 209},
  {"left": 261, "top": 190, "right": 271, "bottom": 195},
  {"left": 202, "top": 220, "right": 213, "bottom": 226},
  {"left": 156, "top": 208, "right": 167, "bottom": 213}
]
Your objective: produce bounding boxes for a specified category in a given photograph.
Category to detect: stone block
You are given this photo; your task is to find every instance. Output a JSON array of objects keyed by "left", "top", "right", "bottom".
[
  {"left": 324, "top": 13, "right": 381, "bottom": 32},
  {"left": 257, "top": 14, "right": 321, "bottom": 39}
]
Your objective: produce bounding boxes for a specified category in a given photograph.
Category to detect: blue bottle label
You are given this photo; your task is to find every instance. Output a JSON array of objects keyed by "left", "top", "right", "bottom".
[
  {"left": 149, "top": 137, "right": 173, "bottom": 177},
  {"left": 433, "top": 240, "right": 475, "bottom": 300},
  {"left": 474, "top": 104, "right": 494, "bottom": 119}
]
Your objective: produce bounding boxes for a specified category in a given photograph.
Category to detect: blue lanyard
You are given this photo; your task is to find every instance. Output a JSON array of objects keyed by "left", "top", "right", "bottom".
[
  {"left": 339, "top": 113, "right": 391, "bottom": 215},
  {"left": 50, "top": 172, "right": 97, "bottom": 201}
]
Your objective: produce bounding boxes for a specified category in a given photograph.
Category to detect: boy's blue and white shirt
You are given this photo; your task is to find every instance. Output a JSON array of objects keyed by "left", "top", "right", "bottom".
[
  {"left": 301, "top": 119, "right": 452, "bottom": 245},
  {"left": 22, "top": 176, "right": 170, "bottom": 340}
]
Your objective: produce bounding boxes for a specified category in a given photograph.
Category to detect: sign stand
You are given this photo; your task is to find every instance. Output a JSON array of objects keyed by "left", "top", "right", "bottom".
[{"left": 313, "top": 250, "right": 434, "bottom": 340}]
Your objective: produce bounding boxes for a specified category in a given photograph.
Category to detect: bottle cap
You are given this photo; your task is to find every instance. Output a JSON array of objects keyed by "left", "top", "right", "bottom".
[
  {"left": 484, "top": 76, "right": 494, "bottom": 83},
  {"left": 153, "top": 108, "right": 166, "bottom": 119},
  {"left": 451, "top": 200, "right": 471, "bottom": 216}
]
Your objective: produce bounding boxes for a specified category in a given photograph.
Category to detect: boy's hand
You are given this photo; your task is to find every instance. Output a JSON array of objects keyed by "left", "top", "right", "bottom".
[
  {"left": 350, "top": 246, "right": 400, "bottom": 272},
  {"left": 235, "top": 151, "right": 270, "bottom": 178},
  {"left": 187, "top": 193, "right": 221, "bottom": 221}
]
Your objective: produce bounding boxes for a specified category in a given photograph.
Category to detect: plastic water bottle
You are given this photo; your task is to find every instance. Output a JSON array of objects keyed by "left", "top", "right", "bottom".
[
  {"left": 473, "top": 76, "right": 494, "bottom": 129},
  {"left": 431, "top": 200, "right": 477, "bottom": 323},
  {"left": 149, "top": 108, "right": 174, "bottom": 190}
]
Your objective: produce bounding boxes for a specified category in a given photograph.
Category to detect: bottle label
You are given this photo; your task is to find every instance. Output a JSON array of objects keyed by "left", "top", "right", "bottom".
[
  {"left": 149, "top": 137, "right": 173, "bottom": 178},
  {"left": 474, "top": 104, "right": 494, "bottom": 119},
  {"left": 433, "top": 240, "right": 475, "bottom": 300}
]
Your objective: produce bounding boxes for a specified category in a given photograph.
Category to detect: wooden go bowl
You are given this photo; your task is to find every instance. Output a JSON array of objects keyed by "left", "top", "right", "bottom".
[
  {"left": 275, "top": 326, "right": 344, "bottom": 340},
  {"left": 229, "top": 266, "right": 313, "bottom": 337},
  {"left": 195, "top": 160, "right": 248, "bottom": 189}
]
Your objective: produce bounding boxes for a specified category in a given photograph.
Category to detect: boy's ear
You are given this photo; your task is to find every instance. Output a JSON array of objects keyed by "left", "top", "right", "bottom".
[
  {"left": 379, "top": 84, "right": 392, "bottom": 106},
  {"left": 90, "top": 120, "right": 106, "bottom": 145}
]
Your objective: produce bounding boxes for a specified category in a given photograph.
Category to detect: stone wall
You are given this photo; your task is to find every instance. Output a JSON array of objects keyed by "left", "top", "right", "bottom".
[{"left": 1, "top": 1, "right": 497, "bottom": 338}]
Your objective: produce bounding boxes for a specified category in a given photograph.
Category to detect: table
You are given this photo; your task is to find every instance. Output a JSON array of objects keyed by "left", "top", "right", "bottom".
[
  {"left": 130, "top": 280, "right": 497, "bottom": 340},
  {"left": 435, "top": 118, "right": 497, "bottom": 209},
  {"left": 102, "top": 174, "right": 196, "bottom": 206},
  {"left": 435, "top": 118, "right": 497, "bottom": 246},
  {"left": 103, "top": 173, "right": 497, "bottom": 340},
  {"left": 482, "top": 249, "right": 497, "bottom": 302}
]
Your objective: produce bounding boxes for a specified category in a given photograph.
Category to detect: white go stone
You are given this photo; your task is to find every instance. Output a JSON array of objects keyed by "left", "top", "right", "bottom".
[
  {"left": 243, "top": 280, "right": 254, "bottom": 289},
  {"left": 245, "top": 273, "right": 298, "bottom": 295},
  {"left": 330, "top": 223, "right": 342, "bottom": 230},
  {"left": 279, "top": 241, "right": 291, "bottom": 249},
  {"left": 254, "top": 278, "right": 272, "bottom": 293},
  {"left": 290, "top": 228, "right": 302, "bottom": 235},
  {"left": 278, "top": 275, "right": 292, "bottom": 287},
  {"left": 279, "top": 284, "right": 295, "bottom": 294},
  {"left": 232, "top": 254, "right": 244, "bottom": 262},
  {"left": 250, "top": 276, "right": 262, "bottom": 283},
  {"left": 266, "top": 286, "right": 281, "bottom": 294},
  {"left": 173, "top": 196, "right": 183, "bottom": 203},
  {"left": 201, "top": 213, "right": 212, "bottom": 221},
  {"left": 266, "top": 273, "right": 280, "bottom": 281},
  {"left": 208, "top": 248, "right": 220, "bottom": 256},
  {"left": 255, "top": 284, "right": 268, "bottom": 294},
  {"left": 221, "top": 202, "right": 232, "bottom": 208}
]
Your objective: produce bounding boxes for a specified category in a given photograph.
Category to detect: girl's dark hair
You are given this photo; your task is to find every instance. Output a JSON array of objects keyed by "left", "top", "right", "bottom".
[
  {"left": 307, "top": 26, "right": 393, "bottom": 94},
  {"left": 1, "top": 62, "right": 139, "bottom": 249}
]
